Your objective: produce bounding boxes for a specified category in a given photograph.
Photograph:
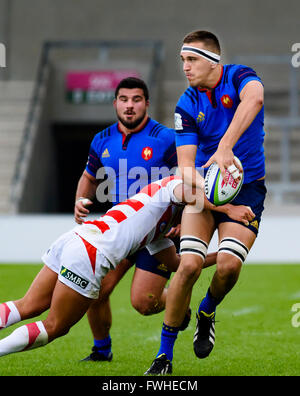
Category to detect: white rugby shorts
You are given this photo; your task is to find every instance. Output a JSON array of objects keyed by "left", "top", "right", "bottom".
[{"left": 42, "top": 230, "right": 113, "bottom": 299}]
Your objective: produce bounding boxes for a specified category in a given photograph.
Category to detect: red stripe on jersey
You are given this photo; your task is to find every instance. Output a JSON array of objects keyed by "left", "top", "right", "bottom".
[
  {"left": 119, "top": 199, "right": 144, "bottom": 211},
  {"left": 104, "top": 210, "right": 127, "bottom": 223},
  {"left": 161, "top": 175, "right": 181, "bottom": 187},
  {"left": 77, "top": 234, "right": 97, "bottom": 274},
  {"left": 0, "top": 303, "right": 11, "bottom": 328},
  {"left": 23, "top": 323, "right": 40, "bottom": 350},
  {"left": 85, "top": 220, "right": 110, "bottom": 233},
  {"left": 140, "top": 183, "right": 161, "bottom": 197}
]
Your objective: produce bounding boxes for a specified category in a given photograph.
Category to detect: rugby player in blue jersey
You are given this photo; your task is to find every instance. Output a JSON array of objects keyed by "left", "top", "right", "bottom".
[
  {"left": 74, "top": 77, "right": 189, "bottom": 362},
  {"left": 145, "top": 31, "right": 267, "bottom": 375}
]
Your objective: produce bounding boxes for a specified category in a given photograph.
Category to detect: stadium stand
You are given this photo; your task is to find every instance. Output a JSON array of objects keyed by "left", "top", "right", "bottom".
[{"left": 0, "top": 0, "right": 299, "bottom": 214}]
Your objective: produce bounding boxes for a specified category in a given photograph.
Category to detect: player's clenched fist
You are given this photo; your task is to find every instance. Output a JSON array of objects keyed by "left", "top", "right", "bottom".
[{"left": 74, "top": 197, "right": 93, "bottom": 224}]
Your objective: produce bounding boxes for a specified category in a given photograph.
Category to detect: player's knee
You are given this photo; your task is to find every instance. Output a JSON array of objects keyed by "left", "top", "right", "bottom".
[
  {"left": 43, "top": 318, "right": 70, "bottom": 340},
  {"left": 179, "top": 235, "right": 207, "bottom": 282},
  {"left": 178, "top": 255, "right": 203, "bottom": 282},
  {"left": 131, "top": 293, "right": 161, "bottom": 316},
  {"left": 216, "top": 253, "right": 242, "bottom": 280}
]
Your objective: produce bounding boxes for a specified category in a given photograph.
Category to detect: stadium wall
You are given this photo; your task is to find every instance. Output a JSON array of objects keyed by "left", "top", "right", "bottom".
[
  {"left": 4, "top": 0, "right": 300, "bottom": 82},
  {"left": 0, "top": 214, "right": 299, "bottom": 263}
]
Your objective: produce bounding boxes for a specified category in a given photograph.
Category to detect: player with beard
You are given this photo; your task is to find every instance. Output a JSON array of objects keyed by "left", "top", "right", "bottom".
[{"left": 74, "top": 77, "right": 187, "bottom": 362}]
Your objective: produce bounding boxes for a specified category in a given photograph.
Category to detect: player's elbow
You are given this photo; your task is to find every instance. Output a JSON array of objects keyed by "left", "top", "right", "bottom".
[{"left": 255, "top": 95, "right": 264, "bottom": 109}]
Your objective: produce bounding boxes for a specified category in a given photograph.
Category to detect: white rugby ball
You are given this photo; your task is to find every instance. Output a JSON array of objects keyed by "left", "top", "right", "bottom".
[{"left": 204, "top": 156, "right": 244, "bottom": 205}]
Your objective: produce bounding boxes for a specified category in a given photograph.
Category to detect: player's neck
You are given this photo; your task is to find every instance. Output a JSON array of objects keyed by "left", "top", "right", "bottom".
[
  {"left": 200, "top": 64, "right": 223, "bottom": 90},
  {"left": 118, "top": 114, "right": 149, "bottom": 135}
]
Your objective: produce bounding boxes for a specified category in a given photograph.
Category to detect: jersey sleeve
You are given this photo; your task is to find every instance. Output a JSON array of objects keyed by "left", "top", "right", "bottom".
[
  {"left": 232, "top": 65, "right": 263, "bottom": 96},
  {"left": 85, "top": 135, "right": 103, "bottom": 178},
  {"left": 174, "top": 103, "right": 200, "bottom": 147},
  {"left": 162, "top": 129, "right": 178, "bottom": 168}
]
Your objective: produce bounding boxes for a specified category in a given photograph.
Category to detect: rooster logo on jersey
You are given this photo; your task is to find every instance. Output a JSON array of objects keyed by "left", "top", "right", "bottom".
[
  {"left": 221, "top": 95, "right": 233, "bottom": 108},
  {"left": 142, "top": 147, "right": 153, "bottom": 161}
]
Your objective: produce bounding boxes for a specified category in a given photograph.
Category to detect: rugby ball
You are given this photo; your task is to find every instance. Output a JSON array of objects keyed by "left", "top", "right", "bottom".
[{"left": 204, "top": 157, "right": 244, "bottom": 205}]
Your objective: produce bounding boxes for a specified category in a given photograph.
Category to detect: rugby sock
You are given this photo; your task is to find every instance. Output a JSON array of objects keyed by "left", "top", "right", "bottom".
[
  {"left": 156, "top": 323, "right": 179, "bottom": 361},
  {"left": 198, "top": 288, "right": 222, "bottom": 315},
  {"left": 0, "top": 301, "right": 21, "bottom": 330},
  {"left": 0, "top": 321, "right": 48, "bottom": 357},
  {"left": 94, "top": 335, "right": 111, "bottom": 357}
]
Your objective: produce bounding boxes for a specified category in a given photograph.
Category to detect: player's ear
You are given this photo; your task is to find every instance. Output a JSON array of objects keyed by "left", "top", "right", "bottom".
[
  {"left": 113, "top": 98, "right": 117, "bottom": 108},
  {"left": 145, "top": 99, "right": 150, "bottom": 108}
]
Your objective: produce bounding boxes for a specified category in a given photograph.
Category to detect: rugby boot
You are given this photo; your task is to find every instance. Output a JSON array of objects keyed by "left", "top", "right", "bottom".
[
  {"left": 193, "top": 311, "right": 216, "bottom": 358},
  {"left": 144, "top": 353, "right": 172, "bottom": 375}
]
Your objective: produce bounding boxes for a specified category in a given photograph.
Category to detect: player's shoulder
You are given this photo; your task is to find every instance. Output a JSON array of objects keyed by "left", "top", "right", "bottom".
[
  {"left": 176, "top": 86, "right": 199, "bottom": 118},
  {"left": 93, "top": 123, "right": 118, "bottom": 141},
  {"left": 91, "top": 123, "right": 118, "bottom": 148},
  {"left": 177, "top": 86, "right": 199, "bottom": 107},
  {"left": 147, "top": 118, "right": 175, "bottom": 141},
  {"left": 225, "top": 63, "right": 260, "bottom": 81},
  {"left": 224, "top": 63, "right": 262, "bottom": 93}
]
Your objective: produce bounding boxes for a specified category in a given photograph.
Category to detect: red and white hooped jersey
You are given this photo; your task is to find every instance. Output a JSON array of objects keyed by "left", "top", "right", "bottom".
[{"left": 73, "top": 176, "right": 183, "bottom": 267}]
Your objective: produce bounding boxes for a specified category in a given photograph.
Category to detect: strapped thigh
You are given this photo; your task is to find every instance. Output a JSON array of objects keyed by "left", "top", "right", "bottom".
[
  {"left": 180, "top": 235, "right": 208, "bottom": 262},
  {"left": 218, "top": 237, "right": 249, "bottom": 263}
]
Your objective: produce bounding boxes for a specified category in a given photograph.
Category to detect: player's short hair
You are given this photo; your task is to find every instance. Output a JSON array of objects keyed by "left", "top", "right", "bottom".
[
  {"left": 183, "top": 30, "right": 221, "bottom": 55},
  {"left": 115, "top": 77, "right": 149, "bottom": 101}
]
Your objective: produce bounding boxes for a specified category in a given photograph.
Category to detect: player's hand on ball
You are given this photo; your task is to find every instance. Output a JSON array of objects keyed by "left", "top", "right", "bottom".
[
  {"left": 203, "top": 146, "right": 243, "bottom": 182},
  {"left": 74, "top": 198, "right": 93, "bottom": 224},
  {"left": 225, "top": 204, "right": 255, "bottom": 225}
]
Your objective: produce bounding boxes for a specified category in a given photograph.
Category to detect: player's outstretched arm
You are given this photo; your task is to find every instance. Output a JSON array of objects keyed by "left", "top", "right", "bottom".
[
  {"left": 208, "top": 201, "right": 255, "bottom": 226},
  {"left": 203, "top": 80, "right": 264, "bottom": 180}
]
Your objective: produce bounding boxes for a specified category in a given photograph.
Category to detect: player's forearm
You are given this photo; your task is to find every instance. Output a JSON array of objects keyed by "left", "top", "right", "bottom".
[
  {"left": 180, "top": 165, "right": 204, "bottom": 190},
  {"left": 75, "top": 172, "right": 98, "bottom": 201}
]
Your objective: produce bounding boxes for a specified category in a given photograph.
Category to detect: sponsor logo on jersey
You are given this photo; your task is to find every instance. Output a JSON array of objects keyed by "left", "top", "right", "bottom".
[
  {"left": 60, "top": 266, "right": 89, "bottom": 289},
  {"left": 102, "top": 148, "right": 110, "bottom": 158},
  {"left": 197, "top": 111, "right": 205, "bottom": 123},
  {"left": 142, "top": 146, "right": 153, "bottom": 161},
  {"left": 221, "top": 95, "right": 233, "bottom": 108},
  {"left": 250, "top": 220, "right": 259, "bottom": 230},
  {"left": 157, "top": 263, "right": 168, "bottom": 272}
]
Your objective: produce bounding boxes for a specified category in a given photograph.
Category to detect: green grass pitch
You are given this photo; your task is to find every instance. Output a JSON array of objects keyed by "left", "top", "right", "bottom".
[{"left": 0, "top": 263, "right": 299, "bottom": 376}]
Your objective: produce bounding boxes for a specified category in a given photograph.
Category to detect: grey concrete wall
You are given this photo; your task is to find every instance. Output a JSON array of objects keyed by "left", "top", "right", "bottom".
[{"left": 5, "top": 0, "right": 300, "bottom": 81}]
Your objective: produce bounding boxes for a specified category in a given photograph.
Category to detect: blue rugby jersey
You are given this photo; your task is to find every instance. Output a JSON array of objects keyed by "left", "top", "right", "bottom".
[
  {"left": 175, "top": 64, "right": 265, "bottom": 183},
  {"left": 86, "top": 118, "right": 177, "bottom": 204}
]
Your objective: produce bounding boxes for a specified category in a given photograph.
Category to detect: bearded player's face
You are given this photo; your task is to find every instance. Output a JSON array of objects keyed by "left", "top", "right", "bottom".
[{"left": 114, "top": 88, "right": 149, "bottom": 130}]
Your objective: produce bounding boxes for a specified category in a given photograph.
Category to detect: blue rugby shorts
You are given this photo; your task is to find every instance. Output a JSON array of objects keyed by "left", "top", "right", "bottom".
[{"left": 212, "top": 179, "right": 267, "bottom": 236}]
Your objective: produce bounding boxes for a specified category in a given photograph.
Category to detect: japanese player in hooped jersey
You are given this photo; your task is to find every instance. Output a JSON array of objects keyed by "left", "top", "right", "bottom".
[{"left": 175, "top": 64, "right": 265, "bottom": 183}]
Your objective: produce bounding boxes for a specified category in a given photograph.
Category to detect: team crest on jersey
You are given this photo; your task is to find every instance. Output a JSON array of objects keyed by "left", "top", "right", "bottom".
[
  {"left": 142, "top": 147, "right": 153, "bottom": 161},
  {"left": 221, "top": 95, "right": 233, "bottom": 108},
  {"left": 197, "top": 111, "right": 205, "bottom": 123},
  {"left": 102, "top": 148, "right": 110, "bottom": 158}
]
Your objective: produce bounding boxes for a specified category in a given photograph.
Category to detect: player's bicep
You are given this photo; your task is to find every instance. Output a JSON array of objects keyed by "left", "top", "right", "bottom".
[{"left": 239, "top": 80, "right": 264, "bottom": 104}]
